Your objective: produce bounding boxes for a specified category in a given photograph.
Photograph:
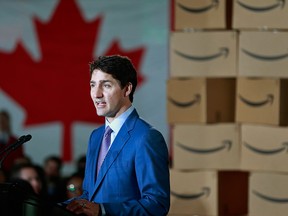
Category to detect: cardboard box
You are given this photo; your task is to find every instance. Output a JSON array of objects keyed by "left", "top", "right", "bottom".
[
  {"left": 172, "top": 124, "right": 240, "bottom": 170},
  {"left": 236, "top": 77, "right": 288, "bottom": 126},
  {"left": 239, "top": 31, "right": 288, "bottom": 78},
  {"left": 169, "top": 170, "right": 218, "bottom": 215},
  {"left": 233, "top": 0, "right": 288, "bottom": 29},
  {"left": 172, "top": 0, "right": 226, "bottom": 30},
  {"left": 241, "top": 124, "right": 288, "bottom": 173},
  {"left": 170, "top": 31, "right": 238, "bottom": 77},
  {"left": 169, "top": 169, "right": 248, "bottom": 216},
  {"left": 249, "top": 172, "right": 288, "bottom": 216},
  {"left": 167, "top": 78, "right": 236, "bottom": 123}
]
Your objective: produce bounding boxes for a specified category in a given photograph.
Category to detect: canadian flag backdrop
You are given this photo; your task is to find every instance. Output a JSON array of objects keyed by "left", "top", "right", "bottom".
[{"left": 0, "top": 0, "right": 169, "bottom": 174}]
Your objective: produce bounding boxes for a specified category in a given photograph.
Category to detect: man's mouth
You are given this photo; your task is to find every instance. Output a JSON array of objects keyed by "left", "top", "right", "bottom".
[{"left": 95, "top": 101, "right": 106, "bottom": 106}]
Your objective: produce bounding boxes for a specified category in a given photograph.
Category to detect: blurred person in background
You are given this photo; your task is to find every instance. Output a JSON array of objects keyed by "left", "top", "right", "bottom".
[
  {"left": 43, "top": 155, "right": 64, "bottom": 203},
  {"left": 8, "top": 163, "right": 53, "bottom": 216},
  {"left": 13, "top": 155, "right": 32, "bottom": 166},
  {"left": 75, "top": 155, "right": 86, "bottom": 178},
  {"left": 9, "top": 163, "right": 45, "bottom": 197},
  {"left": 65, "top": 172, "right": 84, "bottom": 200},
  {"left": 0, "top": 110, "right": 24, "bottom": 175}
]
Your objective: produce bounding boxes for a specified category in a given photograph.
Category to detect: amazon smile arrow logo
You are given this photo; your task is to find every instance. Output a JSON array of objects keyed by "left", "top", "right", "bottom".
[
  {"left": 177, "top": 0, "right": 219, "bottom": 13},
  {"left": 237, "top": 0, "right": 285, "bottom": 12},
  {"left": 238, "top": 94, "right": 274, "bottom": 107},
  {"left": 168, "top": 94, "right": 201, "bottom": 108},
  {"left": 243, "top": 142, "right": 288, "bottom": 155},
  {"left": 242, "top": 48, "right": 288, "bottom": 61},
  {"left": 171, "top": 187, "right": 210, "bottom": 199},
  {"left": 253, "top": 190, "right": 288, "bottom": 203},
  {"left": 174, "top": 47, "right": 229, "bottom": 62},
  {"left": 176, "top": 140, "right": 232, "bottom": 154}
]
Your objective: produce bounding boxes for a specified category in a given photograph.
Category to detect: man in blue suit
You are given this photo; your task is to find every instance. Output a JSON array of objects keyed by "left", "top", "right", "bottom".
[{"left": 66, "top": 55, "right": 170, "bottom": 215}]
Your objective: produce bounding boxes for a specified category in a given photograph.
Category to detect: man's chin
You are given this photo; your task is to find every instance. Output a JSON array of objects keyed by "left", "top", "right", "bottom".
[{"left": 96, "top": 111, "right": 105, "bottom": 117}]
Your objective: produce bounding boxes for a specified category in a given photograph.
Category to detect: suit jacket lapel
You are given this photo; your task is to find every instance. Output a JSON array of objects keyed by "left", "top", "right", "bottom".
[
  {"left": 92, "top": 126, "right": 105, "bottom": 184},
  {"left": 91, "top": 110, "right": 139, "bottom": 199}
]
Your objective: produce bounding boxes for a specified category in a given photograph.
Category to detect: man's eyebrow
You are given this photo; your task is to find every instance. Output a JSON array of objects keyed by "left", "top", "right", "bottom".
[
  {"left": 100, "top": 80, "right": 112, "bottom": 83},
  {"left": 90, "top": 80, "right": 112, "bottom": 84}
]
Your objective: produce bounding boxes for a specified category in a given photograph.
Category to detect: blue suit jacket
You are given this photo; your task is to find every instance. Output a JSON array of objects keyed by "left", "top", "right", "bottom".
[{"left": 80, "top": 110, "right": 170, "bottom": 215}]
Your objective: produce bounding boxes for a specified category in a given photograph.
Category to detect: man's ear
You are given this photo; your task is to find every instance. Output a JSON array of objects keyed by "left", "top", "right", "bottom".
[{"left": 124, "top": 82, "right": 132, "bottom": 97}]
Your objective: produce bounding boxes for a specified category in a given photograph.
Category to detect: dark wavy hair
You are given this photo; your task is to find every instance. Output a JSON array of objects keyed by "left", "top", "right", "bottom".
[{"left": 89, "top": 55, "right": 138, "bottom": 103}]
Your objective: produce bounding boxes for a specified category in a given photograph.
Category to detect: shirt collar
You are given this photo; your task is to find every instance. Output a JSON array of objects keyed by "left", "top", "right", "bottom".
[{"left": 105, "top": 106, "right": 134, "bottom": 135}]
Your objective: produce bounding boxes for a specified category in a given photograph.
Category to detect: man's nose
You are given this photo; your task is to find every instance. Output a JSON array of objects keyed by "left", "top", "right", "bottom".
[{"left": 94, "top": 86, "right": 103, "bottom": 98}]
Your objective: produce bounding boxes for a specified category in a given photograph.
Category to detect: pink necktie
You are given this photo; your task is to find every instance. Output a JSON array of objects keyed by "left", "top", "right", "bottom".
[{"left": 97, "top": 126, "right": 113, "bottom": 175}]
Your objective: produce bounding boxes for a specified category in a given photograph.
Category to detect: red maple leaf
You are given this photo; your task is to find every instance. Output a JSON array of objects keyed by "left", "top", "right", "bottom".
[{"left": 0, "top": 0, "right": 146, "bottom": 162}]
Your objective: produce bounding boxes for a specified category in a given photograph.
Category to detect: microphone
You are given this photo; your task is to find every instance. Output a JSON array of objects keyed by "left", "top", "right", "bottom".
[
  {"left": 0, "top": 134, "right": 32, "bottom": 169},
  {"left": 5, "top": 134, "right": 32, "bottom": 152}
]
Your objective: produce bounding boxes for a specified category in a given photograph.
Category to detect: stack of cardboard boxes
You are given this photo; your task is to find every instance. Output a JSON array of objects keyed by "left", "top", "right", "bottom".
[
  {"left": 168, "top": 1, "right": 288, "bottom": 215},
  {"left": 235, "top": 1, "right": 288, "bottom": 216}
]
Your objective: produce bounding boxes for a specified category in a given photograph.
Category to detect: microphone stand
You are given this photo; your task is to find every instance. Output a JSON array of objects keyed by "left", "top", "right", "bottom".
[
  {"left": 0, "top": 134, "right": 32, "bottom": 169},
  {"left": 0, "top": 148, "right": 14, "bottom": 169}
]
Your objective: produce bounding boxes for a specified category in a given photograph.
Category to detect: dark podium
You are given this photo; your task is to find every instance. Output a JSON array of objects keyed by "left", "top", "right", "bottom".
[{"left": 0, "top": 181, "right": 75, "bottom": 216}]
